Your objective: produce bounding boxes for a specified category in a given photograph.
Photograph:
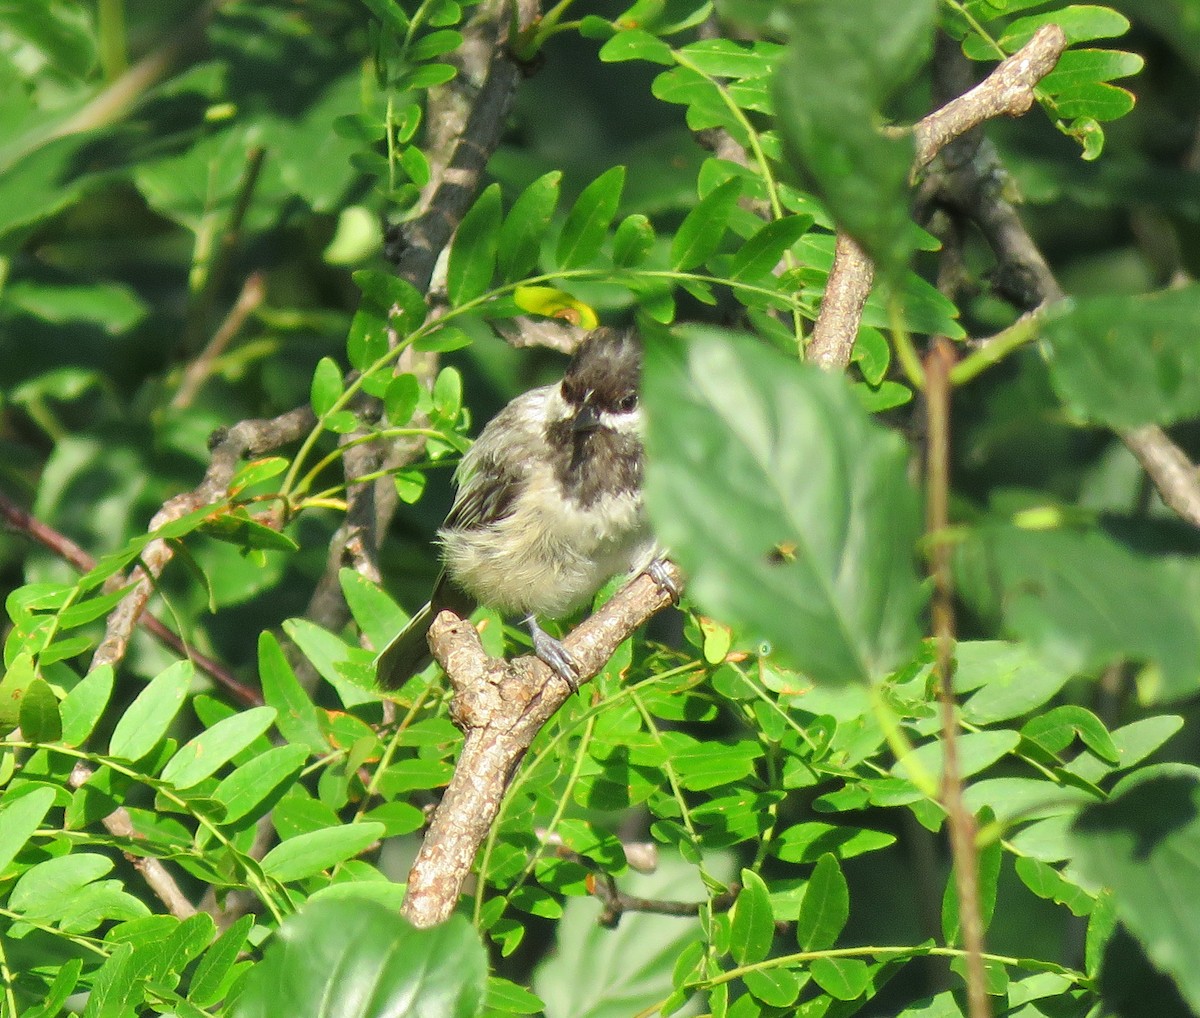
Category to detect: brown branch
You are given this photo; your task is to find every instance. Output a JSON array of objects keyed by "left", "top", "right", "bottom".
[
  {"left": 392, "top": 0, "right": 539, "bottom": 296},
  {"left": 0, "top": 489, "right": 262, "bottom": 707},
  {"left": 925, "top": 339, "right": 990, "bottom": 1018},
  {"left": 1122, "top": 426, "right": 1200, "bottom": 529},
  {"left": 400, "top": 563, "right": 684, "bottom": 928},
  {"left": 912, "top": 26, "right": 1067, "bottom": 169},
  {"left": 90, "top": 407, "right": 315, "bottom": 675},
  {"left": 172, "top": 271, "right": 267, "bottom": 410},
  {"left": 806, "top": 25, "right": 1067, "bottom": 370},
  {"left": 68, "top": 762, "right": 197, "bottom": 920},
  {"left": 807, "top": 233, "right": 875, "bottom": 370},
  {"left": 588, "top": 869, "right": 737, "bottom": 929}
]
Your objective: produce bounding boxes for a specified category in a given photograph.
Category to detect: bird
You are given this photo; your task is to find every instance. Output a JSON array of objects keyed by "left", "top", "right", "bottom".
[{"left": 376, "top": 326, "right": 673, "bottom": 691}]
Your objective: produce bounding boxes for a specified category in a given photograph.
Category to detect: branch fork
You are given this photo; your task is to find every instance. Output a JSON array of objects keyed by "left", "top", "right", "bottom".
[{"left": 400, "top": 562, "right": 684, "bottom": 928}]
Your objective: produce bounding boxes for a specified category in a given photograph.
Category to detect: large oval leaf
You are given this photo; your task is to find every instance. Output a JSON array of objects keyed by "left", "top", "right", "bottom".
[
  {"left": 644, "top": 328, "right": 923, "bottom": 683},
  {"left": 232, "top": 900, "right": 487, "bottom": 1018}
]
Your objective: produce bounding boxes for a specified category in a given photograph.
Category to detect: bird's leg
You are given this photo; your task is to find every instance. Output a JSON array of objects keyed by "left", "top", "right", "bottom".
[
  {"left": 525, "top": 616, "right": 580, "bottom": 693},
  {"left": 645, "top": 558, "right": 681, "bottom": 605}
]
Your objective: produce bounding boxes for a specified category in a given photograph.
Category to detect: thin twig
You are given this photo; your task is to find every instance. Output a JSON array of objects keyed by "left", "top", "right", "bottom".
[
  {"left": 90, "top": 407, "right": 315, "bottom": 674},
  {"left": 179, "top": 147, "right": 267, "bottom": 358},
  {"left": 0, "top": 490, "right": 262, "bottom": 706},
  {"left": 925, "top": 339, "right": 990, "bottom": 1018},
  {"left": 67, "top": 762, "right": 197, "bottom": 920},
  {"left": 172, "top": 271, "right": 267, "bottom": 410}
]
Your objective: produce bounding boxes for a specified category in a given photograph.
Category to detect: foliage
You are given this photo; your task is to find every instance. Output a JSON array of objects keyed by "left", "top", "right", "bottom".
[{"left": 1, "top": 0, "right": 1199, "bottom": 1016}]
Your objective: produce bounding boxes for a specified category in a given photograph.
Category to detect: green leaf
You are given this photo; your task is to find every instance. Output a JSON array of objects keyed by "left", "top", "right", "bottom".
[
  {"left": 108, "top": 661, "right": 193, "bottom": 761},
  {"left": 410, "top": 28, "right": 463, "bottom": 60},
  {"left": 214, "top": 745, "right": 309, "bottom": 825},
  {"left": 60, "top": 666, "right": 115, "bottom": 746},
  {"left": 670, "top": 177, "right": 742, "bottom": 270},
  {"left": 773, "top": 822, "right": 896, "bottom": 863},
  {"left": 998, "top": 5, "right": 1130, "bottom": 52},
  {"left": 556, "top": 166, "right": 625, "bottom": 270},
  {"left": 729, "top": 869, "right": 774, "bottom": 964},
  {"left": 352, "top": 270, "right": 427, "bottom": 336},
  {"left": 19, "top": 678, "right": 62, "bottom": 742},
  {"left": 943, "top": 814, "right": 1002, "bottom": 943},
  {"left": 447, "top": 182, "right": 502, "bottom": 305},
  {"left": 310, "top": 356, "right": 343, "bottom": 417},
  {"left": 795, "top": 853, "right": 849, "bottom": 950},
  {"left": 11, "top": 852, "right": 113, "bottom": 917},
  {"left": 773, "top": 0, "right": 935, "bottom": 278},
  {"left": 0, "top": 652, "right": 37, "bottom": 729},
  {"left": 190, "top": 914, "right": 254, "bottom": 1007},
  {"left": 729, "top": 214, "right": 812, "bottom": 281},
  {"left": 956, "top": 641, "right": 1071, "bottom": 726},
  {"left": 680, "top": 37, "right": 780, "bottom": 78},
  {"left": 957, "top": 524, "right": 1200, "bottom": 703},
  {"left": 81, "top": 941, "right": 138, "bottom": 1018},
  {"left": 0, "top": 786, "right": 56, "bottom": 873},
  {"left": 497, "top": 170, "right": 561, "bottom": 281},
  {"left": 1069, "top": 769, "right": 1200, "bottom": 1014},
  {"left": 20, "top": 957, "right": 82, "bottom": 1018},
  {"left": 384, "top": 373, "right": 421, "bottom": 426},
  {"left": 1015, "top": 856, "right": 1095, "bottom": 917},
  {"left": 283, "top": 617, "right": 376, "bottom": 708},
  {"left": 644, "top": 328, "right": 924, "bottom": 684},
  {"left": 1042, "top": 286, "right": 1200, "bottom": 429},
  {"left": 5, "top": 280, "right": 146, "bottom": 333},
  {"left": 259, "top": 631, "right": 328, "bottom": 752},
  {"left": 260, "top": 822, "right": 386, "bottom": 882},
  {"left": 1022, "top": 705, "right": 1119, "bottom": 764},
  {"left": 160, "top": 707, "right": 277, "bottom": 789},
  {"left": 894, "top": 731, "right": 1019, "bottom": 785},
  {"left": 358, "top": 0, "right": 410, "bottom": 37},
  {"left": 401, "top": 63, "right": 458, "bottom": 89},
  {"left": 810, "top": 957, "right": 871, "bottom": 1000},
  {"left": 743, "top": 967, "right": 801, "bottom": 1007},
  {"left": 340, "top": 570, "right": 407, "bottom": 652},
  {"left": 664, "top": 733, "right": 760, "bottom": 790},
  {"left": 598, "top": 28, "right": 676, "bottom": 65},
  {"left": 612, "top": 213, "right": 656, "bottom": 267},
  {"left": 232, "top": 902, "right": 486, "bottom": 1018}
]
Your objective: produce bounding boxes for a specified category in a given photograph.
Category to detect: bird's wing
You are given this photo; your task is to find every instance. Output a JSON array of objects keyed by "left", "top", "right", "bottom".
[{"left": 442, "top": 386, "right": 549, "bottom": 531}]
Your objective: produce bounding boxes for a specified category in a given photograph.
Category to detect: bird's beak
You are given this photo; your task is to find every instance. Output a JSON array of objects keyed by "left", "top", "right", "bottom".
[{"left": 572, "top": 404, "right": 602, "bottom": 433}]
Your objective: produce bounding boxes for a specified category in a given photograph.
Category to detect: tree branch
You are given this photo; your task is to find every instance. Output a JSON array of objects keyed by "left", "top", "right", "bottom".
[
  {"left": 806, "top": 25, "right": 1067, "bottom": 370},
  {"left": 400, "top": 563, "right": 684, "bottom": 928},
  {"left": 68, "top": 762, "right": 197, "bottom": 920},
  {"left": 90, "top": 408, "right": 315, "bottom": 674}
]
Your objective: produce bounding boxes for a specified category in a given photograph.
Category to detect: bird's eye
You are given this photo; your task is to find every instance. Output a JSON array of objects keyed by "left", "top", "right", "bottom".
[{"left": 619, "top": 393, "right": 638, "bottom": 412}]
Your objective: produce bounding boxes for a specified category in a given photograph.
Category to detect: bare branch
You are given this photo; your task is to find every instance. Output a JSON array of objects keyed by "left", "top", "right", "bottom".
[
  {"left": 807, "top": 234, "right": 875, "bottom": 370},
  {"left": 0, "top": 490, "right": 262, "bottom": 706},
  {"left": 807, "top": 26, "right": 1067, "bottom": 370},
  {"left": 172, "top": 271, "right": 266, "bottom": 410},
  {"left": 90, "top": 407, "right": 315, "bottom": 674},
  {"left": 1122, "top": 426, "right": 1200, "bottom": 529},
  {"left": 912, "top": 26, "right": 1067, "bottom": 170},
  {"left": 401, "top": 563, "right": 684, "bottom": 928},
  {"left": 68, "top": 762, "right": 197, "bottom": 920}
]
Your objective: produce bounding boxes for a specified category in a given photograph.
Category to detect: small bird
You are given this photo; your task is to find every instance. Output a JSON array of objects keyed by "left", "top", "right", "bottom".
[{"left": 376, "top": 327, "right": 671, "bottom": 690}]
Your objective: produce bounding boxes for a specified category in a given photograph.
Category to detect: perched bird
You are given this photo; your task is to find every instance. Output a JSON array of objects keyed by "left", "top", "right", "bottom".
[{"left": 376, "top": 327, "right": 671, "bottom": 690}]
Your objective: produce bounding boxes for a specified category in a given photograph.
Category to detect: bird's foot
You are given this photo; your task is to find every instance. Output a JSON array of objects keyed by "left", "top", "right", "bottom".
[
  {"left": 646, "top": 558, "right": 681, "bottom": 605},
  {"left": 526, "top": 617, "right": 580, "bottom": 693}
]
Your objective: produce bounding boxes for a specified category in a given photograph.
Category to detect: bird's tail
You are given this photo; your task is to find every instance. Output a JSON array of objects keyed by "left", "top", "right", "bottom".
[{"left": 375, "top": 601, "right": 436, "bottom": 690}]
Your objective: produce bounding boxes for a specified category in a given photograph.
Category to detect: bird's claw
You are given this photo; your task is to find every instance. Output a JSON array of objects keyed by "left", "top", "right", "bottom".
[
  {"left": 646, "top": 558, "right": 681, "bottom": 605},
  {"left": 527, "top": 618, "right": 581, "bottom": 693}
]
